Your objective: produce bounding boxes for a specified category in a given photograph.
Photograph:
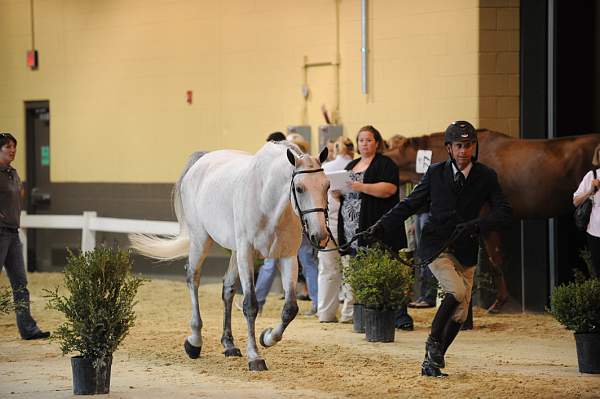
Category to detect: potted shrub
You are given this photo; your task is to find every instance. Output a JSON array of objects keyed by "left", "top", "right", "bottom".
[
  {"left": 46, "top": 247, "right": 144, "bottom": 394},
  {"left": 344, "top": 246, "right": 413, "bottom": 342},
  {"left": 551, "top": 275, "right": 600, "bottom": 374}
]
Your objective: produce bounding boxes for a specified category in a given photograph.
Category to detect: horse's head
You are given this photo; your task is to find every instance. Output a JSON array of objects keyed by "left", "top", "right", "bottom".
[
  {"left": 384, "top": 137, "right": 422, "bottom": 184},
  {"left": 287, "top": 147, "right": 330, "bottom": 248}
]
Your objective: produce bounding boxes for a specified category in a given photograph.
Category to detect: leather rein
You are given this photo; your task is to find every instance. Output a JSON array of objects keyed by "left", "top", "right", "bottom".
[{"left": 290, "top": 167, "right": 366, "bottom": 253}]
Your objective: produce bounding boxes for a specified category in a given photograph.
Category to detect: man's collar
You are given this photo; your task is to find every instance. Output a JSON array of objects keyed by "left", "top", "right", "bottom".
[{"left": 451, "top": 161, "right": 473, "bottom": 178}]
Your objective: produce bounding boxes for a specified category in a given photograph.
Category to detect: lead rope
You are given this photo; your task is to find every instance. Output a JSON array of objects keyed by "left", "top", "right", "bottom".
[
  {"left": 316, "top": 224, "right": 462, "bottom": 272},
  {"left": 292, "top": 166, "right": 462, "bottom": 268}
]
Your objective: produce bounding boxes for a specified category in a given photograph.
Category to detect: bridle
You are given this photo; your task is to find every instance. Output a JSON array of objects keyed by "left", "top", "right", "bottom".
[
  {"left": 290, "top": 167, "right": 334, "bottom": 250},
  {"left": 289, "top": 166, "right": 381, "bottom": 253},
  {"left": 290, "top": 166, "right": 466, "bottom": 263}
]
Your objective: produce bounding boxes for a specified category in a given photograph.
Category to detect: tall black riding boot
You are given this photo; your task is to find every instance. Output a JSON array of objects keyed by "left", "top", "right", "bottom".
[
  {"left": 421, "top": 356, "right": 448, "bottom": 378},
  {"left": 442, "top": 319, "right": 463, "bottom": 356},
  {"left": 427, "top": 293, "right": 459, "bottom": 368}
]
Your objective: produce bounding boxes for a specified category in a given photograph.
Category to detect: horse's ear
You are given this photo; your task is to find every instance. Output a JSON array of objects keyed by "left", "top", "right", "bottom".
[
  {"left": 286, "top": 149, "right": 297, "bottom": 166},
  {"left": 318, "top": 146, "right": 328, "bottom": 164}
]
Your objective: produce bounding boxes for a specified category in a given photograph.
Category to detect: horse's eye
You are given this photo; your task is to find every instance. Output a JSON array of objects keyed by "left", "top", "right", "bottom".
[{"left": 296, "top": 186, "right": 304, "bottom": 194}]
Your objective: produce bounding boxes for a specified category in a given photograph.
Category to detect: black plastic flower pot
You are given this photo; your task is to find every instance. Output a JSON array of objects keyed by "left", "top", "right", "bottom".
[
  {"left": 574, "top": 332, "right": 600, "bottom": 374},
  {"left": 364, "top": 307, "right": 396, "bottom": 342},
  {"left": 353, "top": 303, "right": 365, "bottom": 333},
  {"left": 71, "top": 355, "right": 112, "bottom": 395}
]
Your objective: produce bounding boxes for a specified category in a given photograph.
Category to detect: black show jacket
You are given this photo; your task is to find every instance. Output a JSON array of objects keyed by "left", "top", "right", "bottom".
[{"left": 378, "top": 159, "right": 512, "bottom": 266}]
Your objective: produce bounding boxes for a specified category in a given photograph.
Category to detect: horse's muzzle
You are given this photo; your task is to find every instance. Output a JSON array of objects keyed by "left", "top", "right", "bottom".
[{"left": 310, "top": 233, "right": 329, "bottom": 250}]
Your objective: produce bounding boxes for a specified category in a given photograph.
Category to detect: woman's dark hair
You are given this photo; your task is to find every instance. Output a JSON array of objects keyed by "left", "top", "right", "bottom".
[
  {"left": 0, "top": 133, "right": 17, "bottom": 148},
  {"left": 356, "top": 125, "right": 385, "bottom": 154},
  {"left": 266, "top": 131, "right": 286, "bottom": 142}
]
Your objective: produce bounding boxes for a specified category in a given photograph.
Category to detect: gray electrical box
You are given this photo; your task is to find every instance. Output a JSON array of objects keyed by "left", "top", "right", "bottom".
[
  {"left": 287, "top": 125, "right": 312, "bottom": 151},
  {"left": 318, "top": 124, "right": 343, "bottom": 150}
]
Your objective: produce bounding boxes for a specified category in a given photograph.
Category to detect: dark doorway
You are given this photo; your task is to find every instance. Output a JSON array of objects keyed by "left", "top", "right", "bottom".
[
  {"left": 520, "top": 0, "right": 600, "bottom": 310},
  {"left": 24, "top": 101, "right": 52, "bottom": 271},
  {"left": 554, "top": 0, "right": 600, "bottom": 285}
]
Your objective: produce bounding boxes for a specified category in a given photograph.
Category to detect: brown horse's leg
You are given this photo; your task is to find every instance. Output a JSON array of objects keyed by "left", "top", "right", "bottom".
[{"left": 483, "top": 231, "right": 508, "bottom": 314}]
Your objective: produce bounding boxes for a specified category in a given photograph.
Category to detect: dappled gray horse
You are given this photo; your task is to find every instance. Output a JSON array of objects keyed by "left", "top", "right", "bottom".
[{"left": 130, "top": 141, "right": 330, "bottom": 370}]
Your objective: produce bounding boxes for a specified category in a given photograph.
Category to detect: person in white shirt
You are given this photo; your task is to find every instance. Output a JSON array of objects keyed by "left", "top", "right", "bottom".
[
  {"left": 317, "top": 137, "right": 355, "bottom": 322},
  {"left": 573, "top": 145, "right": 600, "bottom": 278}
]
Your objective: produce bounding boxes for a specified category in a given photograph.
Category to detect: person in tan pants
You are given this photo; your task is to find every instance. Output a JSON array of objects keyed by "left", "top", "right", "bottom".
[{"left": 365, "top": 121, "right": 512, "bottom": 377}]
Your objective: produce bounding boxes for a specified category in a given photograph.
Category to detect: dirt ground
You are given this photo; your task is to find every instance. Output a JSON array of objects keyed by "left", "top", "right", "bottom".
[{"left": 1, "top": 273, "right": 599, "bottom": 398}]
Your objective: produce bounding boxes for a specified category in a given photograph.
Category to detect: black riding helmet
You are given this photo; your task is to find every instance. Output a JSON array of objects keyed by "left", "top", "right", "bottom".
[{"left": 444, "top": 120, "right": 478, "bottom": 162}]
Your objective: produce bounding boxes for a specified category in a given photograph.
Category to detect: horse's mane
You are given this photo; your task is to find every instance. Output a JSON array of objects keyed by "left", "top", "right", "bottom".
[{"left": 271, "top": 140, "right": 305, "bottom": 157}]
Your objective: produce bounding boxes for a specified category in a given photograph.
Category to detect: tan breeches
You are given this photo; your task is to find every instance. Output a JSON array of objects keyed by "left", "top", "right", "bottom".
[{"left": 428, "top": 253, "right": 475, "bottom": 323}]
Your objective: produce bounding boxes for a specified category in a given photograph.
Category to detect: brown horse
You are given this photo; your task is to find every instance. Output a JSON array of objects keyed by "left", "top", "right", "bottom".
[{"left": 385, "top": 130, "right": 600, "bottom": 312}]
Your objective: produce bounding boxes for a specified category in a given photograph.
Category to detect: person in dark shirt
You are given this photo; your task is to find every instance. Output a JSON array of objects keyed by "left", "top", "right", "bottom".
[
  {"left": 0, "top": 132, "right": 50, "bottom": 340},
  {"left": 365, "top": 121, "right": 512, "bottom": 377},
  {"left": 336, "top": 125, "right": 412, "bottom": 328}
]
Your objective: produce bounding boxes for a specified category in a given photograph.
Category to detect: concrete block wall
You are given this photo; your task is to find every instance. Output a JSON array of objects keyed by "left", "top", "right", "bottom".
[{"left": 479, "top": 0, "right": 520, "bottom": 137}]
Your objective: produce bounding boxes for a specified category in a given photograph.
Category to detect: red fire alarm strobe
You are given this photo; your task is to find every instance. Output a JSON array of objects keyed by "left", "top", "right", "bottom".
[
  {"left": 27, "top": 50, "right": 38, "bottom": 70},
  {"left": 186, "top": 90, "right": 193, "bottom": 105}
]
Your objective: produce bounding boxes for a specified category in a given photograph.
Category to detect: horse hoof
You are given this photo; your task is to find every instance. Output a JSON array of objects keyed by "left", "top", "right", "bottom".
[
  {"left": 184, "top": 339, "right": 202, "bottom": 359},
  {"left": 223, "top": 348, "right": 242, "bottom": 357},
  {"left": 248, "top": 359, "right": 268, "bottom": 371},
  {"left": 487, "top": 297, "right": 508, "bottom": 314},
  {"left": 259, "top": 328, "right": 272, "bottom": 348}
]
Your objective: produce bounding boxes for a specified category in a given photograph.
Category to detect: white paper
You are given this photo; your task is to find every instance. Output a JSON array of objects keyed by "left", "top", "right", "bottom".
[
  {"left": 416, "top": 150, "right": 432, "bottom": 174},
  {"left": 325, "top": 170, "right": 352, "bottom": 192}
]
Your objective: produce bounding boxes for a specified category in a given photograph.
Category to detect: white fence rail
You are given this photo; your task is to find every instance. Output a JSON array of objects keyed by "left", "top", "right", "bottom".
[{"left": 19, "top": 211, "right": 179, "bottom": 268}]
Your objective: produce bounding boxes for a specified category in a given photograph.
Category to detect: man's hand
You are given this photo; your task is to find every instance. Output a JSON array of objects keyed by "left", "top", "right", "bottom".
[
  {"left": 363, "top": 222, "right": 385, "bottom": 243},
  {"left": 452, "top": 220, "right": 479, "bottom": 240}
]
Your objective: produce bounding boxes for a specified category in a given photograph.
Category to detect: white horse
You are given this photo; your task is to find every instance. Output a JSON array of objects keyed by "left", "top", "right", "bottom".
[{"left": 130, "top": 141, "right": 330, "bottom": 371}]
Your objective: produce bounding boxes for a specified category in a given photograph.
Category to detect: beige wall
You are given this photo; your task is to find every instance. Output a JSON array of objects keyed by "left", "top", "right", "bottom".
[
  {"left": 479, "top": 0, "right": 520, "bottom": 136},
  {"left": 0, "top": 0, "right": 519, "bottom": 183}
]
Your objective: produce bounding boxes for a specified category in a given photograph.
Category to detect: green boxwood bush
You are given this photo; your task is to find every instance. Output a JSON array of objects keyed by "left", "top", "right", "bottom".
[
  {"left": 0, "top": 286, "right": 26, "bottom": 315},
  {"left": 0, "top": 286, "right": 14, "bottom": 314},
  {"left": 46, "top": 247, "right": 145, "bottom": 359},
  {"left": 551, "top": 278, "right": 600, "bottom": 333},
  {"left": 344, "top": 246, "right": 413, "bottom": 310}
]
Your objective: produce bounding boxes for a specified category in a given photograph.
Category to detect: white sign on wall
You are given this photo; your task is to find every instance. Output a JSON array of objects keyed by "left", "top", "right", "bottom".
[{"left": 416, "top": 150, "right": 432, "bottom": 174}]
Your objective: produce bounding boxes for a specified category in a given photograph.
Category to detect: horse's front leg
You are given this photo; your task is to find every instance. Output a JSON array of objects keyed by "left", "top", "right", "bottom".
[
  {"left": 237, "top": 246, "right": 267, "bottom": 371},
  {"left": 221, "top": 252, "right": 242, "bottom": 357},
  {"left": 259, "top": 255, "right": 299, "bottom": 348}
]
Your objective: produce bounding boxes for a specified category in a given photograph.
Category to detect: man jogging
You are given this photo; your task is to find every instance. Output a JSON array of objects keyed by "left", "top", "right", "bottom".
[{"left": 365, "top": 121, "right": 512, "bottom": 377}]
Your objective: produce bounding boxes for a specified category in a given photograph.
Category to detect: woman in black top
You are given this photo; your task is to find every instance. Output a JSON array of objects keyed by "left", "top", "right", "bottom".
[
  {"left": 334, "top": 126, "right": 410, "bottom": 327},
  {"left": 337, "top": 125, "right": 406, "bottom": 254}
]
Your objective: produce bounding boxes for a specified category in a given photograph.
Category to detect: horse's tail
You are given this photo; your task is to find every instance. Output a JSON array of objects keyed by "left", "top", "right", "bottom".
[{"left": 129, "top": 151, "right": 207, "bottom": 261}]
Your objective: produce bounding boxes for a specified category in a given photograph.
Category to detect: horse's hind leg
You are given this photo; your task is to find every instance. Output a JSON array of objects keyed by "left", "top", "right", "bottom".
[
  {"left": 259, "top": 255, "right": 299, "bottom": 348},
  {"left": 184, "top": 235, "right": 213, "bottom": 359},
  {"left": 237, "top": 245, "right": 267, "bottom": 371},
  {"left": 221, "top": 252, "right": 242, "bottom": 357},
  {"left": 483, "top": 231, "right": 509, "bottom": 314}
]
